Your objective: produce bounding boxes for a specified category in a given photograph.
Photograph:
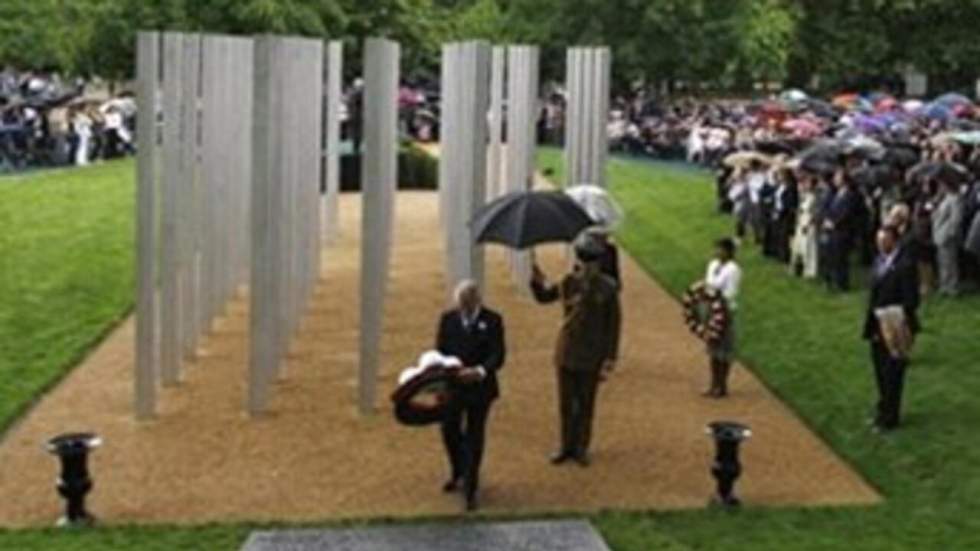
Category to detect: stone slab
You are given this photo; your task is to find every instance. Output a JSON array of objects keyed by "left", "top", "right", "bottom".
[{"left": 241, "top": 520, "right": 610, "bottom": 551}]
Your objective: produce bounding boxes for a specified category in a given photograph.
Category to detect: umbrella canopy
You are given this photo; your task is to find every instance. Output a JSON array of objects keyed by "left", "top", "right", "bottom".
[
  {"left": 850, "top": 164, "right": 896, "bottom": 189},
  {"left": 805, "top": 98, "right": 838, "bottom": 118},
  {"left": 875, "top": 96, "right": 900, "bottom": 112},
  {"left": 948, "top": 131, "right": 980, "bottom": 145},
  {"left": 923, "top": 102, "right": 954, "bottom": 121},
  {"left": 753, "top": 140, "right": 797, "bottom": 155},
  {"left": 934, "top": 92, "right": 973, "bottom": 107},
  {"left": 470, "top": 190, "right": 594, "bottom": 249},
  {"left": 723, "top": 151, "right": 774, "bottom": 169},
  {"left": 882, "top": 144, "right": 921, "bottom": 169},
  {"left": 782, "top": 118, "right": 823, "bottom": 138},
  {"left": 564, "top": 184, "right": 624, "bottom": 229},
  {"left": 779, "top": 89, "right": 809, "bottom": 104},
  {"left": 902, "top": 99, "right": 925, "bottom": 113},
  {"left": 842, "top": 135, "right": 886, "bottom": 160},
  {"left": 907, "top": 161, "right": 970, "bottom": 185},
  {"left": 832, "top": 93, "right": 859, "bottom": 109},
  {"left": 794, "top": 139, "right": 844, "bottom": 175}
]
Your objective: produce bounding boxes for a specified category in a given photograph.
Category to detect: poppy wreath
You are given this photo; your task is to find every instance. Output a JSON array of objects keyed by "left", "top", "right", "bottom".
[
  {"left": 682, "top": 280, "right": 730, "bottom": 343},
  {"left": 390, "top": 365, "right": 460, "bottom": 427}
]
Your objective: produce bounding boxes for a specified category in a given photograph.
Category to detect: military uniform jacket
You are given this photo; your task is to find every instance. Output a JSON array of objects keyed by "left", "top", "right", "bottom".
[{"left": 531, "top": 270, "right": 621, "bottom": 372}]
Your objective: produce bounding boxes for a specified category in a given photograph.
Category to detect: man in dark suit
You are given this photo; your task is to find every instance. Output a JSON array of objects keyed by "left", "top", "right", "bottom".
[
  {"left": 531, "top": 235, "right": 621, "bottom": 467},
  {"left": 823, "top": 168, "right": 860, "bottom": 291},
  {"left": 435, "top": 280, "right": 506, "bottom": 511},
  {"left": 863, "top": 225, "right": 920, "bottom": 432}
]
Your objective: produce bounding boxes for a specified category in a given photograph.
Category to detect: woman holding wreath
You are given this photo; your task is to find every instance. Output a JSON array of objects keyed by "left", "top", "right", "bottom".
[{"left": 702, "top": 238, "right": 742, "bottom": 398}]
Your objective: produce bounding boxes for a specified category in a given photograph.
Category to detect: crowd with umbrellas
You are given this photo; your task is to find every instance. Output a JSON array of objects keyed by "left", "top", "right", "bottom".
[
  {"left": 699, "top": 88, "right": 980, "bottom": 298},
  {"left": 0, "top": 68, "right": 136, "bottom": 173}
]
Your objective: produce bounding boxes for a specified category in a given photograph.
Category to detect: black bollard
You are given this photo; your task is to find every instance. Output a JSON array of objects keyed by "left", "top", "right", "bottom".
[
  {"left": 46, "top": 432, "right": 102, "bottom": 527},
  {"left": 706, "top": 421, "right": 751, "bottom": 507}
]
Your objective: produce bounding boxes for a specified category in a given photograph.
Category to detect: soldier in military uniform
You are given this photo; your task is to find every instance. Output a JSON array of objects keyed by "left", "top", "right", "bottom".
[{"left": 530, "top": 235, "right": 621, "bottom": 467}]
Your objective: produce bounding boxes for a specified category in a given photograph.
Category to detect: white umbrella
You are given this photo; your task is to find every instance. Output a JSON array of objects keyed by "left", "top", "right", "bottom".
[{"left": 564, "top": 184, "right": 624, "bottom": 230}]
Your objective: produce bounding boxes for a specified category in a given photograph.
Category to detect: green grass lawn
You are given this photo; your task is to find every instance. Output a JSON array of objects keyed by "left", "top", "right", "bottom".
[
  {"left": 1, "top": 154, "right": 978, "bottom": 549},
  {"left": 541, "top": 149, "right": 980, "bottom": 549},
  {"left": 0, "top": 163, "right": 135, "bottom": 432}
]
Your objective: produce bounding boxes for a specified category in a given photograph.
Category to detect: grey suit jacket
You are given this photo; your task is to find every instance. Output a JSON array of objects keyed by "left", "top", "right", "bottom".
[{"left": 932, "top": 193, "right": 963, "bottom": 247}]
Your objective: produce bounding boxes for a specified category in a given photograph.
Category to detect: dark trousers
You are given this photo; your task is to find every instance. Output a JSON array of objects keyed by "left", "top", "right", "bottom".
[
  {"left": 441, "top": 398, "right": 492, "bottom": 498},
  {"left": 558, "top": 368, "right": 602, "bottom": 457},
  {"left": 871, "top": 341, "right": 907, "bottom": 428},
  {"left": 827, "top": 232, "right": 852, "bottom": 291}
]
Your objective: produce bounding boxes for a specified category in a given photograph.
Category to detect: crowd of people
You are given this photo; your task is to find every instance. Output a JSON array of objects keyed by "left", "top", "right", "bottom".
[
  {"left": 682, "top": 90, "right": 980, "bottom": 301},
  {"left": 0, "top": 68, "right": 136, "bottom": 173}
]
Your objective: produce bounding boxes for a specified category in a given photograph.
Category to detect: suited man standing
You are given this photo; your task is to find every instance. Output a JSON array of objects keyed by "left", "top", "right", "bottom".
[
  {"left": 531, "top": 235, "right": 621, "bottom": 467},
  {"left": 863, "top": 226, "right": 920, "bottom": 432},
  {"left": 436, "top": 280, "right": 506, "bottom": 512},
  {"left": 823, "top": 168, "right": 860, "bottom": 291},
  {"left": 932, "top": 179, "right": 964, "bottom": 296}
]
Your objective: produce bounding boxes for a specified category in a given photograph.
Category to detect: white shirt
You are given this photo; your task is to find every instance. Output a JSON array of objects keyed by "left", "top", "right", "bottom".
[
  {"left": 706, "top": 260, "right": 742, "bottom": 311},
  {"left": 747, "top": 172, "right": 766, "bottom": 203}
]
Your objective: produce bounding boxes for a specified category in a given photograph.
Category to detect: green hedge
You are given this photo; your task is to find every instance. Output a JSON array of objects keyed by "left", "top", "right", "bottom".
[{"left": 338, "top": 144, "right": 438, "bottom": 191}]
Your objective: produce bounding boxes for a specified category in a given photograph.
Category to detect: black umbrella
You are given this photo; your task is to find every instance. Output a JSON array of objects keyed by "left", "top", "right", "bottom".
[
  {"left": 470, "top": 190, "right": 594, "bottom": 249},
  {"left": 794, "top": 140, "right": 843, "bottom": 175},
  {"left": 799, "top": 157, "right": 839, "bottom": 176},
  {"left": 805, "top": 98, "right": 838, "bottom": 119},
  {"left": 850, "top": 164, "right": 896, "bottom": 189},
  {"left": 798, "top": 139, "right": 844, "bottom": 163},
  {"left": 907, "top": 161, "right": 970, "bottom": 185},
  {"left": 882, "top": 145, "right": 920, "bottom": 169},
  {"left": 754, "top": 140, "right": 795, "bottom": 155}
]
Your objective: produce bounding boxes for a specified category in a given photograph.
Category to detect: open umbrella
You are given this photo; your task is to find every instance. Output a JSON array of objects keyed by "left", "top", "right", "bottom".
[
  {"left": 923, "top": 102, "right": 954, "bottom": 121},
  {"left": 470, "top": 190, "right": 594, "bottom": 249},
  {"left": 907, "top": 161, "right": 969, "bottom": 185},
  {"left": 794, "top": 140, "right": 843, "bottom": 175},
  {"left": 779, "top": 89, "right": 809, "bottom": 104},
  {"left": 564, "top": 184, "right": 624, "bottom": 230},
  {"left": 753, "top": 140, "right": 797, "bottom": 155},
  {"left": 782, "top": 118, "right": 823, "bottom": 138},
  {"left": 842, "top": 135, "right": 886, "bottom": 160},
  {"left": 902, "top": 99, "right": 925, "bottom": 113},
  {"left": 948, "top": 131, "right": 980, "bottom": 145},
  {"left": 723, "top": 151, "right": 774, "bottom": 169},
  {"left": 882, "top": 144, "right": 921, "bottom": 169},
  {"left": 934, "top": 92, "right": 973, "bottom": 107},
  {"left": 804, "top": 98, "right": 838, "bottom": 119},
  {"left": 832, "top": 93, "right": 859, "bottom": 109}
]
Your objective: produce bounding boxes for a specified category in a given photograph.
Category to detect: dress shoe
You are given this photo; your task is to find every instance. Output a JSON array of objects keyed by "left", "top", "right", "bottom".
[
  {"left": 871, "top": 423, "right": 896, "bottom": 435},
  {"left": 442, "top": 478, "right": 461, "bottom": 493},
  {"left": 550, "top": 451, "right": 571, "bottom": 465},
  {"left": 465, "top": 495, "right": 479, "bottom": 512}
]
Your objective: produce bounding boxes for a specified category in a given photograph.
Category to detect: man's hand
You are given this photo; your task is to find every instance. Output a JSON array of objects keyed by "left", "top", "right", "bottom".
[
  {"left": 457, "top": 367, "right": 485, "bottom": 384},
  {"left": 599, "top": 360, "right": 616, "bottom": 382},
  {"left": 531, "top": 263, "right": 546, "bottom": 284}
]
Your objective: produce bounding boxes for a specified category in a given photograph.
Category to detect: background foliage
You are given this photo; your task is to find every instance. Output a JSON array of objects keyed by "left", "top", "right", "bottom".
[{"left": 3, "top": 0, "right": 980, "bottom": 93}]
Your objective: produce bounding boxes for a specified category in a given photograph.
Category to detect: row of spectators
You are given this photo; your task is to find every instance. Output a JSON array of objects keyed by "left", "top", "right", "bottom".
[{"left": 0, "top": 68, "right": 135, "bottom": 173}]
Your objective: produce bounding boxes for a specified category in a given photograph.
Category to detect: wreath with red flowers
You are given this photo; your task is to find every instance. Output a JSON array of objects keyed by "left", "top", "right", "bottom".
[
  {"left": 390, "top": 364, "right": 460, "bottom": 426},
  {"left": 682, "top": 280, "right": 730, "bottom": 343}
]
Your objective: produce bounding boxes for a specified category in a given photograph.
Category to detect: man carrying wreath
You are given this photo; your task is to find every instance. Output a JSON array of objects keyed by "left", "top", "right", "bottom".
[{"left": 435, "top": 280, "right": 506, "bottom": 512}]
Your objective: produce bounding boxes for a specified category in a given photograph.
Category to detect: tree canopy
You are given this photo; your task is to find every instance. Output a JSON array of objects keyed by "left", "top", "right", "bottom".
[{"left": 2, "top": 0, "right": 979, "bottom": 94}]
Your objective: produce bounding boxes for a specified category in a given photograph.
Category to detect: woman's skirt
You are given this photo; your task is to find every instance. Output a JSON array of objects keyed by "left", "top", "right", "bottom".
[{"left": 707, "top": 313, "right": 737, "bottom": 363}]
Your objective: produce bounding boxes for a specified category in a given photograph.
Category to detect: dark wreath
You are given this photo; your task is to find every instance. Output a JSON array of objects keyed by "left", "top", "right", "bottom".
[
  {"left": 390, "top": 365, "right": 460, "bottom": 426},
  {"left": 682, "top": 280, "right": 730, "bottom": 343}
]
